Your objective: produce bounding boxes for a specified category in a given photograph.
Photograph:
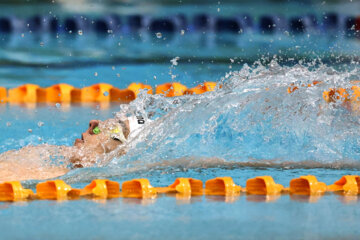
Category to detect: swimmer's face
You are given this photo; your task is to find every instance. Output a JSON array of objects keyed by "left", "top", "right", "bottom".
[{"left": 74, "top": 118, "right": 130, "bottom": 155}]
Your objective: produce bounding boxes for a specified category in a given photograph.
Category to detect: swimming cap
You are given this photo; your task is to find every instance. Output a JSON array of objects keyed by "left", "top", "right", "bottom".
[
  {"left": 109, "top": 126, "right": 127, "bottom": 143},
  {"left": 128, "top": 116, "right": 146, "bottom": 132}
]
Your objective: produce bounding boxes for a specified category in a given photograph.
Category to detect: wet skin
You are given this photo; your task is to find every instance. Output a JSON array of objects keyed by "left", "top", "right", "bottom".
[
  {"left": 0, "top": 118, "right": 130, "bottom": 181},
  {"left": 71, "top": 118, "right": 130, "bottom": 167}
]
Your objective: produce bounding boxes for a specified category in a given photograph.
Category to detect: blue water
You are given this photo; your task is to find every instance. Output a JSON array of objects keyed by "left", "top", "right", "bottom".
[
  {"left": 1, "top": 1, "right": 360, "bottom": 239},
  {"left": 0, "top": 62, "right": 360, "bottom": 239}
]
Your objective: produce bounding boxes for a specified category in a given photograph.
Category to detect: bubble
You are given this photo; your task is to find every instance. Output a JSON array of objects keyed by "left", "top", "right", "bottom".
[
  {"left": 37, "top": 121, "right": 44, "bottom": 127},
  {"left": 21, "top": 33, "right": 24, "bottom": 38},
  {"left": 55, "top": 103, "right": 61, "bottom": 108},
  {"left": 40, "top": 42, "right": 44, "bottom": 47},
  {"left": 116, "top": 73, "right": 120, "bottom": 77},
  {"left": 156, "top": 32, "right": 162, "bottom": 38},
  {"left": 28, "top": 129, "right": 33, "bottom": 133},
  {"left": 180, "top": 29, "right": 185, "bottom": 35},
  {"left": 78, "top": 30, "right": 83, "bottom": 35},
  {"left": 103, "top": 91, "right": 109, "bottom": 97},
  {"left": 94, "top": 72, "right": 98, "bottom": 77},
  {"left": 6, "top": 122, "right": 11, "bottom": 127}
]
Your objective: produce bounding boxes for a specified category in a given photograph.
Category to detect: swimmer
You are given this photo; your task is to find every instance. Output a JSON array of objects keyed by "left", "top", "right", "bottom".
[{"left": 0, "top": 114, "right": 149, "bottom": 181}]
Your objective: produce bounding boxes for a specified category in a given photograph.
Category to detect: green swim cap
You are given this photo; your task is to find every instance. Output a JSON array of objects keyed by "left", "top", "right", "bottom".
[{"left": 93, "top": 126, "right": 101, "bottom": 135}]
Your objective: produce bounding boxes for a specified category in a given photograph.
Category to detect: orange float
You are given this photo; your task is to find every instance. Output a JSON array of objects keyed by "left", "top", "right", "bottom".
[
  {"left": 246, "top": 176, "right": 284, "bottom": 195},
  {"left": 122, "top": 179, "right": 157, "bottom": 199},
  {"left": 289, "top": 175, "right": 327, "bottom": 195},
  {"left": 156, "top": 178, "right": 203, "bottom": 195},
  {"left": 155, "top": 82, "right": 187, "bottom": 97},
  {"left": 81, "top": 179, "right": 120, "bottom": 198},
  {"left": 36, "top": 180, "right": 75, "bottom": 200},
  {"left": 8, "top": 84, "right": 40, "bottom": 103},
  {"left": 71, "top": 83, "right": 113, "bottom": 102},
  {"left": 0, "top": 87, "right": 6, "bottom": 103},
  {"left": 328, "top": 175, "right": 359, "bottom": 195},
  {"left": 287, "top": 81, "right": 322, "bottom": 94},
  {"left": 109, "top": 88, "right": 136, "bottom": 103},
  {"left": 184, "top": 82, "right": 217, "bottom": 95},
  {"left": 37, "top": 83, "right": 74, "bottom": 103},
  {"left": 128, "top": 83, "right": 153, "bottom": 97},
  {"left": 323, "top": 88, "right": 349, "bottom": 103},
  {"left": 205, "top": 177, "right": 241, "bottom": 196},
  {"left": 0, "top": 181, "right": 34, "bottom": 201}
]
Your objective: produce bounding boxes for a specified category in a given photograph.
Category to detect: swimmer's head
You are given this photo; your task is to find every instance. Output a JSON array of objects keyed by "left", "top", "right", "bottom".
[{"left": 74, "top": 118, "right": 130, "bottom": 155}]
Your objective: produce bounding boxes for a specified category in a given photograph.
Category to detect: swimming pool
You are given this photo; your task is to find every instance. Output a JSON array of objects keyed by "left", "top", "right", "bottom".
[{"left": 1, "top": 1, "right": 360, "bottom": 239}]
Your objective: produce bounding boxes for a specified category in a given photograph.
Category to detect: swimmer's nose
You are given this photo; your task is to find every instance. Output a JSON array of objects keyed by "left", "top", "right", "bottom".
[
  {"left": 88, "top": 120, "right": 99, "bottom": 135},
  {"left": 74, "top": 138, "right": 84, "bottom": 146}
]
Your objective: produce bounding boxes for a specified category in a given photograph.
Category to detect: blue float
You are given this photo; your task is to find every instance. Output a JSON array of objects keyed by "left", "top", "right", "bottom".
[
  {"left": 149, "top": 18, "right": 176, "bottom": 33},
  {"left": 0, "top": 17, "right": 12, "bottom": 33},
  {"left": 289, "top": 17, "right": 305, "bottom": 34},
  {"left": 259, "top": 16, "right": 275, "bottom": 34},
  {"left": 215, "top": 18, "right": 241, "bottom": 33}
]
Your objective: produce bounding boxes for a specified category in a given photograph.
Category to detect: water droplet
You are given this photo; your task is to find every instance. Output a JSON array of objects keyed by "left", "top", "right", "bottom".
[
  {"left": 103, "top": 91, "right": 109, "bottom": 97},
  {"left": 156, "top": 32, "right": 162, "bottom": 38},
  {"left": 78, "top": 30, "right": 83, "bottom": 35},
  {"left": 55, "top": 103, "right": 61, "bottom": 108},
  {"left": 170, "top": 56, "right": 180, "bottom": 66},
  {"left": 6, "top": 122, "right": 11, "bottom": 127},
  {"left": 37, "top": 121, "right": 44, "bottom": 127},
  {"left": 28, "top": 129, "right": 33, "bottom": 133}
]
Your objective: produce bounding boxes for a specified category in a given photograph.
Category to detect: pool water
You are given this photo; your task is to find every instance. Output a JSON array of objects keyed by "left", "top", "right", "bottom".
[
  {"left": 1, "top": 171, "right": 360, "bottom": 240},
  {"left": 1, "top": 62, "right": 360, "bottom": 239},
  {"left": 1, "top": 1, "right": 360, "bottom": 239}
]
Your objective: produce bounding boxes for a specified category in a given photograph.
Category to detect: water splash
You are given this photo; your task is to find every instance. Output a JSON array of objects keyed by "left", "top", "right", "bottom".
[
  {"left": 3, "top": 61, "right": 360, "bottom": 183},
  {"left": 107, "top": 61, "right": 360, "bottom": 172}
]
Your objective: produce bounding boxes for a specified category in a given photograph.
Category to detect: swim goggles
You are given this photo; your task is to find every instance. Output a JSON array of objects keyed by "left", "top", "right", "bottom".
[{"left": 92, "top": 124, "right": 127, "bottom": 143}]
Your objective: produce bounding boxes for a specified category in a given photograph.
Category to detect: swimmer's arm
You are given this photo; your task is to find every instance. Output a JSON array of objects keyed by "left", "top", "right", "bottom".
[{"left": 0, "top": 144, "right": 71, "bottom": 181}]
